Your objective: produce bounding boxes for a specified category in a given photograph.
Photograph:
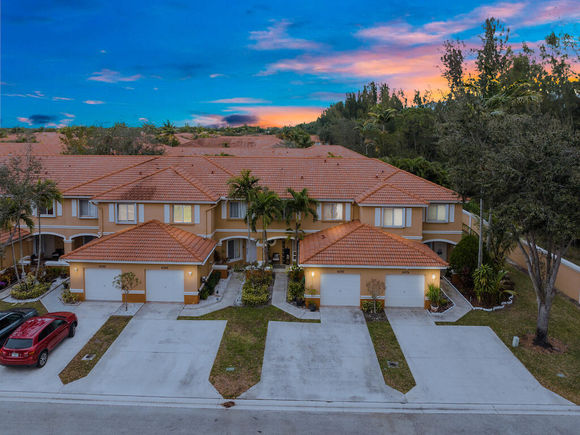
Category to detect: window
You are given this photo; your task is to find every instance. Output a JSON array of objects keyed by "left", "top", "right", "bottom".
[
  {"left": 229, "top": 201, "right": 246, "bottom": 219},
  {"left": 427, "top": 204, "right": 448, "bottom": 222},
  {"left": 4, "top": 338, "right": 33, "bottom": 349},
  {"left": 79, "top": 200, "right": 97, "bottom": 218},
  {"left": 117, "top": 203, "right": 136, "bottom": 223},
  {"left": 227, "top": 239, "right": 242, "bottom": 260},
  {"left": 322, "top": 203, "right": 343, "bottom": 221},
  {"left": 39, "top": 202, "right": 55, "bottom": 217},
  {"left": 382, "top": 208, "right": 405, "bottom": 227},
  {"left": 173, "top": 205, "right": 192, "bottom": 223},
  {"left": 38, "top": 324, "right": 55, "bottom": 342}
]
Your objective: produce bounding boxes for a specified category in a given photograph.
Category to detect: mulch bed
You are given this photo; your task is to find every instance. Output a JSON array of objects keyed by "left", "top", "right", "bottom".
[
  {"left": 364, "top": 310, "right": 387, "bottom": 322},
  {"left": 520, "top": 333, "right": 568, "bottom": 354},
  {"left": 451, "top": 275, "right": 512, "bottom": 309}
]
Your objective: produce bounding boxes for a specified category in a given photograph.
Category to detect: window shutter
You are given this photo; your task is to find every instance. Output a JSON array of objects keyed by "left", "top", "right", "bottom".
[
  {"left": 194, "top": 205, "right": 200, "bottom": 224},
  {"left": 72, "top": 200, "right": 77, "bottom": 217},
  {"left": 374, "top": 208, "right": 381, "bottom": 227},
  {"left": 345, "top": 203, "right": 351, "bottom": 221},
  {"left": 449, "top": 204, "right": 455, "bottom": 223},
  {"left": 221, "top": 200, "right": 227, "bottom": 219},
  {"left": 316, "top": 203, "right": 322, "bottom": 219},
  {"left": 108, "top": 204, "right": 115, "bottom": 222},
  {"left": 57, "top": 201, "right": 62, "bottom": 216},
  {"left": 240, "top": 201, "right": 247, "bottom": 217},
  {"left": 138, "top": 204, "right": 145, "bottom": 223},
  {"left": 423, "top": 207, "right": 427, "bottom": 222},
  {"left": 164, "top": 204, "right": 170, "bottom": 223},
  {"left": 406, "top": 208, "right": 412, "bottom": 227},
  {"left": 31, "top": 204, "right": 37, "bottom": 217}
]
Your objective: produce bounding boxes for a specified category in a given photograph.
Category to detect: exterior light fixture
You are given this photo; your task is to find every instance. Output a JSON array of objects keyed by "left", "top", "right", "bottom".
[
  {"left": 311, "top": 271, "right": 315, "bottom": 277},
  {"left": 432, "top": 274, "right": 436, "bottom": 280},
  {"left": 74, "top": 267, "right": 78, "bottom": 272},
  {"left": 188, "top": 271, "right": 193, "bottom": 276}
]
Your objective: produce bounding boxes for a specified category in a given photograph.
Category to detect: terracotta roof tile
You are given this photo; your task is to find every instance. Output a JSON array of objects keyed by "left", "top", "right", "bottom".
[
  {"left": 299, "top": 221, "right": 448, "bottom": 268},
  {"left": 61, "top": 220, "right": 216, "bottom": 264},
  {"left": 0, "top": 228, "right": 30, "bottom": 245}
]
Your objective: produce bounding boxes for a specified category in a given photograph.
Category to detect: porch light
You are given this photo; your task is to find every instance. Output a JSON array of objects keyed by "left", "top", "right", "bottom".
[
  {"left": 432, "top": 274, "right": 436, "bottom": 280},
  {"left": 311, "top": 271, "right": 315, "bottom": 277},
  {"left": 188, "top": 271, "right": 193, "bottom": 276},
  {"left": 74, "top": 267, "right": 78, "bottom": 272}
]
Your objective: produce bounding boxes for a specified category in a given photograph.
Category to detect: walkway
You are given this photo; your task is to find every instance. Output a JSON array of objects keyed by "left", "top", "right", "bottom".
[
  {"left": 179, "top": 272, "right": 243, "bottom": 317},
  {"left": 429, "top": 277, "right": 472, "bottom": 322},
  {"left": 271, "top": 272, "right": 320, "bottom": 320}
]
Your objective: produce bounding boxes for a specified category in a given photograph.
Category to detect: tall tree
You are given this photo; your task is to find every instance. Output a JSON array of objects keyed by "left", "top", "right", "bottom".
[
  {"left": 31, "top": 179, "right": 62, "bottom": 277},
  {"left": 227, "top": 170, "right": 262, "bottom": 243},
  {"left": 284, "top": 188, "right": 318, "bottom": 264},
  {"left": 247, "top": 189, "right": 283, "bottom": 266},
  {"left": 475, "top": 18, "right": 512, "bottom": 98},
  {"left": 441, "top": 39, "right": 466, "bottom": 95}
]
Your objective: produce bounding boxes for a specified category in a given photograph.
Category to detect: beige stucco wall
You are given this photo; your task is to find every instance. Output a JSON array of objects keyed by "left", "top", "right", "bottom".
[
  {"left": 358, "top": 206, "right": 423, "bottom": 238},
  {"left": 1, "top": 238, "right": 33, "bottom": 270}
]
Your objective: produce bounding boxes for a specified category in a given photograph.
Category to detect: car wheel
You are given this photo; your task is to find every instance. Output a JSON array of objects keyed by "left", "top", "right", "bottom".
[
  {"left": 37, "top": 350, "right": 48, "bottom": 368},
  {"left": 68, "top": 322, "right": 77, "bottom": 338}
]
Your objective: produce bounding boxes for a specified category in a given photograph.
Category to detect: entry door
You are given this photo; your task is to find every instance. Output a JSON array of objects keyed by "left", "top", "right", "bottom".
[
  {"left": 385, "top": 274, "right": 425, "bottom": 307},
  {"left": 320, "top": 273, "right": 360, "bottom": 306},
  {"left": 85, "top": 268, "right": 123, "bottom": 301},
  {"left": 146, "top": 270, "right": 184, "bottom": 302}
]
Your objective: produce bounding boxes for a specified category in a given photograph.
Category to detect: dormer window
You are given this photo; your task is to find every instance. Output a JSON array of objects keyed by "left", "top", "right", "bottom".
[
  {"left": 323, "top": 203, "right": 343, "bottom": 221},
  {"left": 427, "top": 204, "right": 448, "bottom": 223}
]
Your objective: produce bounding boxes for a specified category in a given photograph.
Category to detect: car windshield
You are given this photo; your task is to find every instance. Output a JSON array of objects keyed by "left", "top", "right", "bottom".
[{"left": 3, "top": 338, "right": 33, "bottom": 349}]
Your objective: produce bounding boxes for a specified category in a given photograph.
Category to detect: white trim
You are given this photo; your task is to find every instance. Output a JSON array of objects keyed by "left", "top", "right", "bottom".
[
  {"left": 138, "top": 204, "right": 145, "bottom": 223},
  {"left": 423, "top": 239, "right": 458, "bottom": 245},
  {"left": 92, "top": 200, "right": 216, "bottom": 204},
  {"left": 56, "top": 201, "right": 63, "bottom": 216},
  {"left": 184, "top": 291, "right": 199, "bottom": 296},
  {"left": 194, "top": 205, "right": 200, "bottom": 224},
  {"left": 108, "top": 204, "right": 115, "bottom": 223},
  {"left": 422, "top": 230, "right": 462, "bottom": 234},
  {"left": 71, "top": 200, "right": 77, "bottom": 217},
  {"left": 267, "top": 236, "right": 296, "bottom": 241},
  {"left": 360, "top": 295, "right": 386, "bottom": 300},
  {"left": 115, "top": 203, "right": 137, "bottom": 224},
  {"left": 128, "top": 290, "right": 145, "bottom": 294},
  {"left": 36, "top": 225, "right": 99, "bottom": 230},
  {"left": 449, "top": 204, "right": 455, "bottom": 223},
  {"left": 63, "top": 259, "right": 206, "bottom": 265},
  {"left": 345, "top": 203, "right": 351, "bottom": 221},
  {"left": 31, "top": 231, "right": 66, "bottom": 239},
  {"left": 305, "top": 294, "right": 320, "bottom": 299},
  {"left": 164, "top": 204, "right": 170, "bottom": 223},
  {"left": 374, "top": 208, "right": 381, "bottom": 227},
  {"left": 214, "top": 228, "right": 319, "bottom": 234},
  {"left": 70, "top": 233, "right": 99, "bottom": 240},
  {"left": 360, "top": 203, "right": 428, "bottom": 208},
  {"left": 402, "top": 236, "right": 423, "bottom": 240},
  {"left": 221, "top": 201, "right": 227, "bottom": 219},
  {"left": 301, "top": 264, "right": 447, "bottom": 270},
  {"left": 69, "top": 288, "right": 84, "bottom": 294}
]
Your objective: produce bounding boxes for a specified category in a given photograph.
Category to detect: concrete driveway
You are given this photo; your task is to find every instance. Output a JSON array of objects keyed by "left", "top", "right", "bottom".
[
  {"left": 65, "top": 317, "right": 226, "bottom": 398},
  {"left": 0, "top": 301, "right": 116, "bottom": 393},
  {"left": 386, "top": 308, "right": 571, "bottom": 405},
  {"left": 242, "top": 307, "right": 404, "bottom": 402}
]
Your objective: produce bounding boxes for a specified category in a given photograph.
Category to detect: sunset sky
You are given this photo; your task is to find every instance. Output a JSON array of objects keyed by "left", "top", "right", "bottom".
[{"left": 2, "top": 0, "right": 578, "bottom": 128}]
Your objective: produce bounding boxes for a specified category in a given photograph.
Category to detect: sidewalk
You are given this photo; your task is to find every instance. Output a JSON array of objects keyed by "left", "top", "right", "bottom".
[
  {"left": 429, "top": 277, "right": 472, "bottom": 322},
  {"left": 272, "top": 272, "right": 320, "bottom": 320},
  {"left": 179, "top": 273, "right": 243, "bottom": 317}
]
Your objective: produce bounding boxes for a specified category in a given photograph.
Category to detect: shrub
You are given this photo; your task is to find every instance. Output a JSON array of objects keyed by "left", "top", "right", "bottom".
[
  {"left": 61, "top": 288, "right": 79, "bottom": 304},
  {"left": 245, "top": 269, "right": 273, "bottom": 287},
  {"left": 199, "top": 270, "right": 221, "bottom": 300},
  {"left": 287, "top": 265, "right": 303, "bottom": 283},
  {"left": 472, "top": 265, "right": 510, "bottom": 305},
  {"left": 241, "top": 282, "right": 270, "bottom": 306},
  {"left": 41, "top": 266, "right": 70, "bottom": 283},
  {"left": 426, "top": 284, "right": 444, "bottom": 306},
  {"left": 449, "top": 234, "right": 489, "bottom": 278},
  {"left": 10, "top": 273, "right": 50, "bottom": 300},
  {"left": 288, "top": 280, "right": 305, "bottom": 302},
  {"left": 362, "top": 300, "right": 384, "bottom": 313}
]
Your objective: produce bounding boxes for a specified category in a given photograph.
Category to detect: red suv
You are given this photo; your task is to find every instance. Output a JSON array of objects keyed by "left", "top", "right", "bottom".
[{"left": 0, "top": 312, "right": 78, "bottom": 368}]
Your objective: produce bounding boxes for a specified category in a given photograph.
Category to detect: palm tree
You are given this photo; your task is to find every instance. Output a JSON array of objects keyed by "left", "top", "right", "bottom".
[
  {"left": 0, "top": 198, "right": 20, "bottom": 282},
  {"left": 158, "top": 121, "right": 179, "bottom": 147},
  {"left": 284, "top": 188, "right": 318, "bottom": 264},
  {"left": 0, "top": 197, "right": 34, "bottom": 283},
  {"left": 227, "top": 170, "right": 262, "bottom": 242},
  {"left": 247, "top": 188, "right": 283, "bottom": 266},
  {"left": 31, "top": 179, "right": 62, "bottom": 277}
]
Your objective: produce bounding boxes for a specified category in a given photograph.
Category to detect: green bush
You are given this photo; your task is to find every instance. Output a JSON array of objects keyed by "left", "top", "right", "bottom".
[
  {"left": 241, "top": 282, "right": 270, "bottom": 306},
  {"left": 245, "top": 269, "right": 273, "bottom": 287},
  {"left": 287, "top": 280, "right": 305, "bottom": 302},
  {"left": 10, "top": 273, "right": 50, "bottom": 300},
  {"left": 362, "top": 299, "right": 384, "bottom": 313},
  {"left": 472, "top": 264, "right": 510, "bottom": 305},
  {"left": 41, "top": 266, "right": 70, "bottom": 283},
  {"left": 449, "top": 234, "right": 489, "bottom": 278},
  {"left": 426, "top": 284, "right": 444, "bottom": 306},
  {"left": 199, "top": 270, "right": 221, "bottom": 300},
  {"left": 61, "top": 288, "right": 79, "bottom": 304},
  {"left": 287, "top": 265, "right": 303, "bottom": 283}
]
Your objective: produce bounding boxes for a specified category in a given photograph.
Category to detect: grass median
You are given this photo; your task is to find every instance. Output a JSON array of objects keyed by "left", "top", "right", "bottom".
[{"left": 0, "top": 300, "right": 47, "bottom": 315}]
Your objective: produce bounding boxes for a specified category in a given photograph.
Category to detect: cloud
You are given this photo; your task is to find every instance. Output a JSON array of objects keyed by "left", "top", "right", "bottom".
[
  {"left": 222, "top": 114, "right": 260, "bottom": 125},
  {"left": 16, "top": 114, "right": 58, "bottom": 125},
  {"left": 84, "top": 100, "right": 105, "bottom": 105},
  {"left": 17, "top": 117, "right": 32, "bottom": 125},
  {"left": 209, "top": 73, "right": 225, "bottom": 78},
  {"left": 100, "top": 49, "right": 107, "bottom": 54},
  {"left": 88, "top": 69, "right": 142, "bottom": 83},
  {"left": 209, "top": 97, "right": 270, "bottom": 104},
  {"left": 228, "top": 105, "right": 323, "bottom": 127},
  {"left": 62, "top": 113, "right": 75, "bottom": 118},
  {"left": 249, "top": 19, "right": 321, "bottom": 51},
  {"left": 52, "top": 96, "right": 74, "bottom": 101},
  {"left": 308, "top": 91, "right": 347, "bottom": 101},
  {"left": 139, "top": 117, "right": 149, "bottom": 123}
]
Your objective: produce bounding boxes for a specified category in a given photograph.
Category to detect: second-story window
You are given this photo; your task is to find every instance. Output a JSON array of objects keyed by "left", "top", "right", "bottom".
[
  {"left": 382, "top": 207, "right": 405, "bottom": 227},
  {"left": 229, "top": 201, "right": 246, "bottom": 219},
  {"left": 117, "top": 203, "right": 136, "bottom": 223},
  {"left": 323, "top": 203, "right": 343, "bottom": 221},
  {"left": 38, "top": 202, "right": 55, "bottom": 217},
  {"left": 173, "top": 205, "right": 192, "bottom": 223},
  {"left": 427, "top": 204, "right": 448, "bottom": 222},
  {"left": 79, "top": 200, "right": 97, "bottom": 218}
]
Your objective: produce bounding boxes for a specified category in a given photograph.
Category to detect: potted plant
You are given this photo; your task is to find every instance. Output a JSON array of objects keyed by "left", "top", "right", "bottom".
[
  {"left": 308, "top": 301, "right": 317, "bottom": 312},
  {"left": 427, "top": 284, "right": 441, "bottom": 312}
]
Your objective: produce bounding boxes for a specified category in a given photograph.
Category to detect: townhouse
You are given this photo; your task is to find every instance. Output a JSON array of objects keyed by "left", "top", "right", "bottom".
[{"left": 2, "top": 151, "right": 462, "bottom": 308}]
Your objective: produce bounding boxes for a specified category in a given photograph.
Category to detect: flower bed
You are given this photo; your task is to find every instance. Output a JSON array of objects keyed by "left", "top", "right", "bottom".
[
  {"left": 241, "top": 269, "right": 273, "bottom": 306},
  {"left": 451, "top": 272, "right": 514, "bottom": 309},
  {"left": 199, "top": 270, "right": 221, "bottom": 300},
  {"left": 10, "top": 273, "right": 50, "bottom": 300}
]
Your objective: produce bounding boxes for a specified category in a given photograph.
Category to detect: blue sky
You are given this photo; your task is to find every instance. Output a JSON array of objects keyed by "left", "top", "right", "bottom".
[{"left": 1, "top": 0, "right": 578, "bottom": 128}]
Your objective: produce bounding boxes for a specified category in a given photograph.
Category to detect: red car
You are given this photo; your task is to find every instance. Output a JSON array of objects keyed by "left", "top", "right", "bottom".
[{"left": 0, "top": 312, "right": 78, "bottom": 368}]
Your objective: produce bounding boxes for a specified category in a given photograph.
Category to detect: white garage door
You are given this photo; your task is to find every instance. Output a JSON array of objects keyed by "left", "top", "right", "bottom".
[
  {"left": 146, "top": 270, "right": 184, "bottom": 302},
  {"left": 385, "top": 274, "right": 425, "bottom": 307},
  {"left": 320, "top": 273, "right": 360, "bottom": 306},
  {"left": 85, "top": 268, "right": 122, "bottom": 301}
]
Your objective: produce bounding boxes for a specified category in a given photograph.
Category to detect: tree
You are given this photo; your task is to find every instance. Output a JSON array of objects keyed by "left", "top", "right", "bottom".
[
  {"left": 31, "top": 180, "right": 62, "bottom": 278},
  {"left": 227, "top": 170, "right": 262, "bottom": 243},
  {"left": 440, "top": 39, "right": 466, "bottom": 95},
  {"left": 247, "top": 189, "right": 283, "bottom": 266},
  {"left": 284, "top": 188, "right": 318, "bottom": 264},
  {"left": 366, "top": 279, "right": 385, "bottom": 314},
  {"left": 158, "top": 121, "right": 179, "bottom": 147},
  {"left": 277, "top": 127, "right": 313, "bottom": 148},
  {"left": 474, "top": 18, "right": 512, "bottom": 99},
  {"left": 113, "top": 272, "right": 141, "bottom": 311},
  {"left": 0, "top": 198, "right": 25, "bottom": 282}
]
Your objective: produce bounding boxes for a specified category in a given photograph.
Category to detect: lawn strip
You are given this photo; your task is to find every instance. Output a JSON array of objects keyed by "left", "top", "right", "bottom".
[
  {"left": 0, "top": 300, "right": 48, "bottom": 315},
  {"left": 366, "top": 314, "right": 416, "bottom": 394},
  {"left": 59, "top": 315, "right": 131, "bottom": 384},
  {"left": 180, "top": 305, "right": 318, "bottom": 399},
  {"left": 440, "top": 265, "right": 579, "bottom": 404}
]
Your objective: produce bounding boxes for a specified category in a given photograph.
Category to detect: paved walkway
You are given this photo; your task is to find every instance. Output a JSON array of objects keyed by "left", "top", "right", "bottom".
[
  {"left": 429, "top": 278, "right": 472, "bottom": 322},
  {"left": 272, "top": 272, "right": 320, "bottom": 320},
  {"left": 386, "top": 308, "right": 571, "bottom": 405},
  {"left": 179, "top": 273, "right": 243, "bottom": 317}
]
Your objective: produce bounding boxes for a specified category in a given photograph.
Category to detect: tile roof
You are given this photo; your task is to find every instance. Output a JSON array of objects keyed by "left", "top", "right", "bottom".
[
  {"left": 0, "top": 228, "right": 31, "bottom": 245},
  {"left": 355, "top": 178, "right": 428, "bottom": 205},
  {"left": 61, "top": 220, "right": 216, "bottom": 264},
  {"left": 299, "top": 220, "right": 448, "bottom": 268}
]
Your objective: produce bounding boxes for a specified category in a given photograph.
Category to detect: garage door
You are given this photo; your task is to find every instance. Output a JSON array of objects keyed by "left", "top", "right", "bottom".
[
  {"left": 385, "top": 274, "right": 425, "bottom": 307},
  {"left": 85, "top": 268, "right": 122, "bottom": 301},
  {"left": 320, "top": 273, "right": 360, "bottom": 306},
  {"left": 146, "top": 270, "right": 184, "bottom": 302}
]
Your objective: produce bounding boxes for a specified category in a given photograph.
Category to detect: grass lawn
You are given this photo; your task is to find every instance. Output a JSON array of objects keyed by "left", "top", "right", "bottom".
[
  {"left": 59, "top": 316, "right": 131, "bottom": 384},
  {"left": 0, "top": 299, "right": 47, "bottom": 315},
  {"left": 447, "top": 265, "right": 580, "bottom": 404},
  {"left": 366, "top": 316, "right": 416, "bottom": 394},
  {"left": 180, "top": 305, "right": 318, "bottom": 399}
]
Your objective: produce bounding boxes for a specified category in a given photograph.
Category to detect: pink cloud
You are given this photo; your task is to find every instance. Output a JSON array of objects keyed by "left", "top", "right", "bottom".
[
  {"left": 17, "top": 117, "right": 32, "bottom": 125},
  {"left": 209, "top": 73, "right": 225, "bottom": 78},
  {"left": 249, "top": 19, "right": 321, "bottom": 51},
  {"left": 227, "top": 105, "right": 323, "bottom": 127},
  {"left": 53, "top": 96, "right": 74, "bottom": 101},
  {"left": 83, "top": 100, "right": 105, "bottom": 105},
  {"left": 88, "top": 69, "right": 142, "bottom": 83},
  {"left": 209, "top": 97, "right": 270, "bottom": 104}
]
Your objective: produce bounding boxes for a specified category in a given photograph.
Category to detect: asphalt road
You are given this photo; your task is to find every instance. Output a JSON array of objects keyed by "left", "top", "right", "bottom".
[{"left": 1, "top": 400, "right": 578, "bottom": 435}]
